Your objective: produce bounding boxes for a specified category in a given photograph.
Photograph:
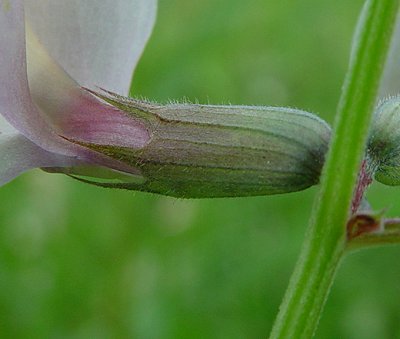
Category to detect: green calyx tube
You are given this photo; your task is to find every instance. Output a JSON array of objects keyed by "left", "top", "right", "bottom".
[{"left": 54, "top": 90, "right": 331, "bottom": 198}]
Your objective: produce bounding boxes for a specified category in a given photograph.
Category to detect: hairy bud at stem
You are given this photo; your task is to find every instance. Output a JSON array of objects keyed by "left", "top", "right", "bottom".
[
  {"left": 60, "top": 90, "right": 331, "bottom": 198},
  {"left": 367, "top": 97, "right": 400, "bottom": 185}
]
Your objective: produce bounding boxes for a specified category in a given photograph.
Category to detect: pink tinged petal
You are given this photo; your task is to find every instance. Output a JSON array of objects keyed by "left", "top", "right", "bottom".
[
  {"left": 57, "top": 89, "right": 150, "bottom": 149},
  {"left": 0, "top": 116, "right": 82, "bottom": 186},
  {"left": 25, "top": 25, "right": 150, "bottom": 155},
  {"left": 25, "top": 0, "right": 157, "bottom": 95},
  {"left": 0, "top": 1, "right": 150, "bottom": 182},
  {"left": 0, "top": 1, "right": 76, "bottom": 155}
]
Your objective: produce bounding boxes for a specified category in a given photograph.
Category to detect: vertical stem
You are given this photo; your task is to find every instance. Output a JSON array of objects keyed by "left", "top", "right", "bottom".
[{"left": 270, "top": 1, "right": 400, "bottom": 338}]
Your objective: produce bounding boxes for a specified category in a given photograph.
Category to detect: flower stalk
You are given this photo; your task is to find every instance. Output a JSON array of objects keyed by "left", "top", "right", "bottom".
[{"left": 269, "top": 1, "right": 400, "bottom": 338}]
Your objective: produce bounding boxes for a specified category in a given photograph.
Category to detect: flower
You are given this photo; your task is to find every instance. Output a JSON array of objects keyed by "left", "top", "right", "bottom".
[
  {"left": 0, "top": 0, "right": 335, "bottom": 198},
  {"left": 0, "top": 0, "right": 157, "bottom": 185}
]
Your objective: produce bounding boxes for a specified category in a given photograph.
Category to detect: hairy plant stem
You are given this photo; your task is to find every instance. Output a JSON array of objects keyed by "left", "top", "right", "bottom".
[
  {"left": 351, "top": 159, "right": 373, "bottom": 213},
  {"left": 269, "top": 1, "right": 400, "bottom": 338}
]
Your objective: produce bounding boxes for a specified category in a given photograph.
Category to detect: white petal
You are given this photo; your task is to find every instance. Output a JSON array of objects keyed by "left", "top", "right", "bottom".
[
  {"left": 26, "top": 28, "right": 150, "bottom": 150},
  {"left": 25, "top": 0, "right": 157, "bottom": 95},
  {"left": 0, "top": 115, "right": 81, "bottom": 186},
  {"left": 0, "top": 1, "right": 77, "bottom": 155}
]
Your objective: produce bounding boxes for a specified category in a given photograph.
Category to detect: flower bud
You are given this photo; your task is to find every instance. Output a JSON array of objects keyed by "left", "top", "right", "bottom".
[
  {"left": 367, "top": 97, "right": 400, "bottom": 185},
  {"left": 62, "top": 91, "right": 331, "bottom": 198}
]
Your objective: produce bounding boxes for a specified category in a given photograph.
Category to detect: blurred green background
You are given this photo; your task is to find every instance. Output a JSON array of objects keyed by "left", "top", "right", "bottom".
[{"left": 2, "top": 0, "right": 400, "bottom": 338}]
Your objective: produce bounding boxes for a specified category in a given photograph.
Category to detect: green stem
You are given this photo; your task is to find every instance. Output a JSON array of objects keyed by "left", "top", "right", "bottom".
[
  {"left": 348, "top": 232, "right": 400, "bottom": 250},
  {"left": 269, "top": 1, "right": 400, "bottom": 338}
]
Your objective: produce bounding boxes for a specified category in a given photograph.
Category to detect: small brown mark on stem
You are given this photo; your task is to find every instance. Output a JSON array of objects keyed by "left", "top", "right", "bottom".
[{"left": 347, "top": 213, "right": 381, "bottom": 240}]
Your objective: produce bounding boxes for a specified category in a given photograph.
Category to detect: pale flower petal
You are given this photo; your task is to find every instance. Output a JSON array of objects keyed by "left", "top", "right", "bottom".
[
  {"left": 25, "top": 29, "right": 150, "bottom": 150},
  {"left": 0, "top": 0, "right": 76, "bottom": 155},
  {"left": 25, "top": 3, "right": 152, "bottom": 153},
  {"left": 0, "top": 0, "right": 155, "bottom": 187},
  {"left": 0, "top": 116, "right": 81, "bottom": 185},
  {"left": 25, "top": 0, "right": 157, "bottom": 95}
]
